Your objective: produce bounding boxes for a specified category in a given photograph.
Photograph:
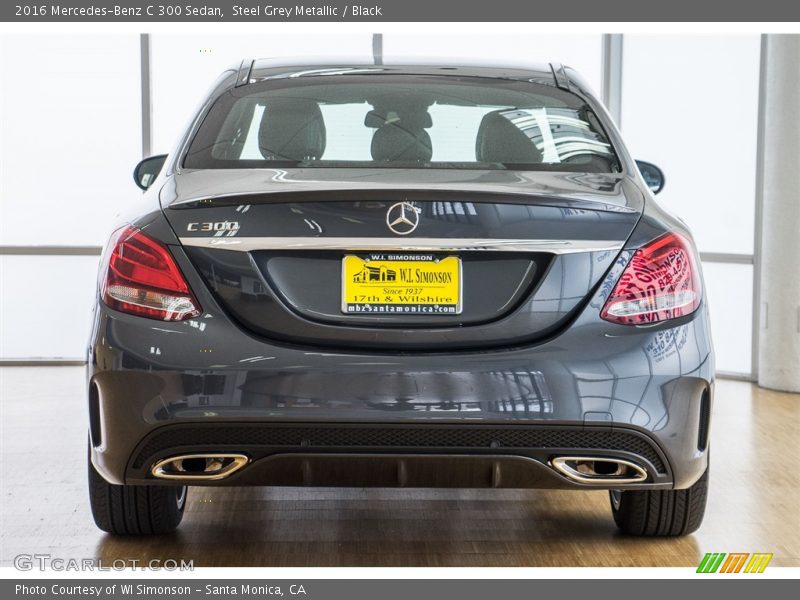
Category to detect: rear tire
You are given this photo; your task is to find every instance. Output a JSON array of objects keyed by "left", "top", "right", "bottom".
[
  {"left": 610, "top": 465, "right": 708, "bottom": 536},
  {"left": 88, "top": 449, "right": 186, "bottom": 535}
]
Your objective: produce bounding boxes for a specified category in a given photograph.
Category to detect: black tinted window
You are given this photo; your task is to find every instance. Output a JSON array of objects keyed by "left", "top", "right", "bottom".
[{"left": 184, "top": 75, "right": 618, "bottom": 172}]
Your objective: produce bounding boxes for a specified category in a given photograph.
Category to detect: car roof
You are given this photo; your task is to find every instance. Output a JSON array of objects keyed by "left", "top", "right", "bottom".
[{"left": 243, "top": 57, "right": 571, "bottom": 89}]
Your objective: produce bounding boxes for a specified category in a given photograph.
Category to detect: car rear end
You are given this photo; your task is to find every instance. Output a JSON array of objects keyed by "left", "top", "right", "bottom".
[{"left": 87, "top": 62, "right": 713, "bottom": 536}]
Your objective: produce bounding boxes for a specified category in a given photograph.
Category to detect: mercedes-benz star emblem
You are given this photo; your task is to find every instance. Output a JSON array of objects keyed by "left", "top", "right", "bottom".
[{"left": 386, "top": 201, "right": 421, "bottom": 235}]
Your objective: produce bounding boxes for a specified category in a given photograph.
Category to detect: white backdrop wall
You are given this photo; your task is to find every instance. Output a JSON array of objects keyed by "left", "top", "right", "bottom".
[
  {"left": 0, "top": 33, "right": 761, "bottom": 376},
  {"left": 0, "top": 34, "right": 141, "bottom": 360},
  {"left": 620, "top": 35, "right": 761, "bottom": 376},
  {"left": 381, "top": 34, "right": 603, "bottom": 92},
  {"left": 150, "top": 34, "right": 375, "bottom": 153},
  {"left": 0, "top": 35, "right": 143, "bottom": 247},
  {"left": 620, "top": 35, "right": 760, "bottom": 255}
]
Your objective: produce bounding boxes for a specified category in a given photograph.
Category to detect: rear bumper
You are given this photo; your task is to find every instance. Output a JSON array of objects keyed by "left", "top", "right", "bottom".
[
  {"left": 124, "top": 421, "right": 673, "bottom": 489},
  {"left": 132, "top": 453, "right": 669, "bottom": 490},
  {"left": 87, "top": 295, "right": 714, "bottom": 490}
]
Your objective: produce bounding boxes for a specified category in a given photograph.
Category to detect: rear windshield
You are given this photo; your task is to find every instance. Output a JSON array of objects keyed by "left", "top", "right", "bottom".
[{"left": 184, "top": 75, "right": 619, "bottom": 172}]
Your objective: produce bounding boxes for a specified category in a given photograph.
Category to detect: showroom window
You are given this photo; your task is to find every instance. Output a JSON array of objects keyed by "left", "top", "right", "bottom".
[{"left": 620, "top": 35, "right": 761, "bottom": 377}]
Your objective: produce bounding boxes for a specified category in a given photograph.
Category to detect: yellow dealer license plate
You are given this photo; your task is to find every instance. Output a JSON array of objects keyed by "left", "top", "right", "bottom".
[{"left": 342, "top": 254, "right": 462, "bottom": 315}]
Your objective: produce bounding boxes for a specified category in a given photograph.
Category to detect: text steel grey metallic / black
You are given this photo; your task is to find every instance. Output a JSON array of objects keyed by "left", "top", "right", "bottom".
[{"left": 87, "top": 59, "right": 714, "bottom": 536}]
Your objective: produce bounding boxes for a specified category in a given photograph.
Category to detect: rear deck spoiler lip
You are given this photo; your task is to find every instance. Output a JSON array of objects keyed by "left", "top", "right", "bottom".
[{"left": 165, "top": 188, "right": 638, "bottom": 215}]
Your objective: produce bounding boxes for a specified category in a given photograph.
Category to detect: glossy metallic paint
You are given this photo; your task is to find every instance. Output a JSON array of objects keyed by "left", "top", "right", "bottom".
[{"left": 87, "top": 62, "right": 713, "bottom": 493}]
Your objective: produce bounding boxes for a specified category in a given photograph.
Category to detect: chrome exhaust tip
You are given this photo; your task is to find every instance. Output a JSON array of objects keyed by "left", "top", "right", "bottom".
[
  {"left": 550, "top": 456, "right": 648, "bottom": 484},
  {"left": 151, "top": 453, "right": 249, "bottom": 481}
]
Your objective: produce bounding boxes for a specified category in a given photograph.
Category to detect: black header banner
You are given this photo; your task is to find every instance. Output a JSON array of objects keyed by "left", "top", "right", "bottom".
[{"left": 4, "top": 0, "right": 800, "bottom": 22}]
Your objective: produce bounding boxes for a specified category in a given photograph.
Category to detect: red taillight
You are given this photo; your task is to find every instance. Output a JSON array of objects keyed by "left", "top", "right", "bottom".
[
  {"left": 600, "top": 231, "right": 701, "bottom": 325},
  {"left": 101, "top": 226, "right": 201, "bottom": 321}
]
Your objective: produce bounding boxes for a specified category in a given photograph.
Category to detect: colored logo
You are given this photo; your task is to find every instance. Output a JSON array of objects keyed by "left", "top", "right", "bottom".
[
  {"left": 386, "top": 202, "right": 421, "bottom": 235},
  {"left": 352, "top": 264, "right": 397, "bottom": 283},
  {"left": 696, "top": 552, "right": 773, "bottom": 573}
]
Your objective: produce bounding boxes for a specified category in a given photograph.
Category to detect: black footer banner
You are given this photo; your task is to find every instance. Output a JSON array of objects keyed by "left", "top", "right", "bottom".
[{"left": 3, "top": 579, "right": 796, "bottom": 600}]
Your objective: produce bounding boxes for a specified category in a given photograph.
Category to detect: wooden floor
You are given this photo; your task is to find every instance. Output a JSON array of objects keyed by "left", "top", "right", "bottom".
[{"left": 1, "top": 367, "right": 798, "bottom": 567}]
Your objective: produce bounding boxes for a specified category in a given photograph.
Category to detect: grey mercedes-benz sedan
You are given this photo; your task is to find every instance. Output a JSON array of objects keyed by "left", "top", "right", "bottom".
[{"left": 87, "top": 59, "right": 713, "bottom": 537}]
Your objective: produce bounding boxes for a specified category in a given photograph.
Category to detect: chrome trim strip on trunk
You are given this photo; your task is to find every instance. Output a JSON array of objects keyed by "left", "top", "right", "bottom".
[{"left": 178, "top": 237, "right": 624, "bottom": 254}]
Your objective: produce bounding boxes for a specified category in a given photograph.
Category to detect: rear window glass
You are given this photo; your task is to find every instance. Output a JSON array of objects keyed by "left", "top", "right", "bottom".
[{"left": 184, "top": 75, "right": 619, "bottom": 172}]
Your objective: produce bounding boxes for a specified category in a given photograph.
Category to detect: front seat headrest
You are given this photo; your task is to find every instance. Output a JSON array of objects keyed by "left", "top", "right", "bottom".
[
  {"left": 258, "top": 98, "right": 326, "bottom": 162},
  {"left": 371, "top": 124, "right": 433, "bottom": 163},
  {"left": 475, "top": 109, "right": 543, "bottom": 165}
]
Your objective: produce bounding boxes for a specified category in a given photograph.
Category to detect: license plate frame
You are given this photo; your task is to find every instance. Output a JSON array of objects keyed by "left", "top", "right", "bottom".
[{"left": 341, "top": 254, "right": 462, "bottom": 315}]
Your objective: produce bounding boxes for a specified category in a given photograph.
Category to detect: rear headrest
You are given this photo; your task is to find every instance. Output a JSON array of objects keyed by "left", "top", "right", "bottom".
[
  {"left": 371, "top": 124, "right": 433, "bottom": 163},
  {"left": 475, "top": 109, "right": 542, "bottom": 165},
  {"left": 258, "top": 98, "right": 326, "bottom": 161}
]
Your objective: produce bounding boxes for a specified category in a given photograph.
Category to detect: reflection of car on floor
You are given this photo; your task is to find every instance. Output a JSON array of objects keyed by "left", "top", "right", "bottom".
[{"left": 87, "top": 58, "right": 713, "bottom": 537}]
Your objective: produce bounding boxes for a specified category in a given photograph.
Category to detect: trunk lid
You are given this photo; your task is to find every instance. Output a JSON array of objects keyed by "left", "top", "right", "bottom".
[{"left": 162, "top": 168, "right": 642, "bottom": 351}]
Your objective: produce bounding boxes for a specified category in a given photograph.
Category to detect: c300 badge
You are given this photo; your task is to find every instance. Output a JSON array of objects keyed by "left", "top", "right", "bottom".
[{"left": 187, "top": 221, "right": 240, "bottom": 237}]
